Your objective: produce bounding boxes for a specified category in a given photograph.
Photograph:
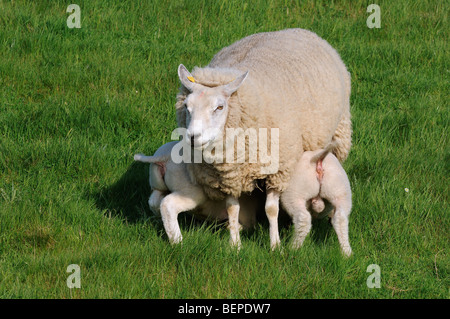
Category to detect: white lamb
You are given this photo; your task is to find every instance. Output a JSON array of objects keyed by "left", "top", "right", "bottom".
[
  {"left": 134, "top": 142, "right": 261, "bottom": 245},
  {"left": 280, "top": 142, "right": 353, "bottom": 256}
]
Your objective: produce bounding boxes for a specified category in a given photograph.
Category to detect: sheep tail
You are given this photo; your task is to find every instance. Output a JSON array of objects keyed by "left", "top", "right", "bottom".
[{"left": 134, "top": 153, "right": 171, "bottom": 164}]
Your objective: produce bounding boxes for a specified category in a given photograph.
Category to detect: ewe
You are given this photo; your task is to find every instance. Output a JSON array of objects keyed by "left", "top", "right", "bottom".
[{"left": 175, "top": 28, "right": 352, "bottom": 249}]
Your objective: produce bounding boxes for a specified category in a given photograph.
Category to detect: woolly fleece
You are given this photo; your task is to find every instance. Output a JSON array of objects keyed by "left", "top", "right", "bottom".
[{"left": 175, "top": 28, "right": 352, "bottom": 200}]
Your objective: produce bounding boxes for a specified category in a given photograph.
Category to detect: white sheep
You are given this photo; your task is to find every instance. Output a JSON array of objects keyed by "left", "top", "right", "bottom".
[
  {"left": 280, "top": 142, "right": 353, "bottom": 256},
  {"left": 175, "top": 28, "right": 352, "bottom": 249},
  {"left": 134, "top": 142, "right": 261, "bottom": 245}
]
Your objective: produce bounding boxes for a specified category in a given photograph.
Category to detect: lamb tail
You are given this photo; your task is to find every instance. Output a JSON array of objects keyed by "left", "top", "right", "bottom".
[
  {"left": 310, "top": 141, "right": 338, "bottom": 164},
  {"left": 134, "top": 153, "right": 171, "bottom": 163}
]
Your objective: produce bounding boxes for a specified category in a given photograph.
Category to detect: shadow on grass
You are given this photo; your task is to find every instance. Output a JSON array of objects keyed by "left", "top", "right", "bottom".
[
  {"left": 89, "top": 162, "right": 334, "bottom": 248},
  {"left": 90, "top": 161, "right": 153, "bottom": 223},
  {"left": 310, "top": 218, "right": 334, "bottom": 246},
  {"left": 88, "top": 162, "right": 228, "bottom": 236}
]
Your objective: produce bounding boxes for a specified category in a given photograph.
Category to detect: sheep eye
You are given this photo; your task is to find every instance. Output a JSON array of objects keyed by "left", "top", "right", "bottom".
[{"left": 216, "top": 105, "right": 224, "bottom": 111}]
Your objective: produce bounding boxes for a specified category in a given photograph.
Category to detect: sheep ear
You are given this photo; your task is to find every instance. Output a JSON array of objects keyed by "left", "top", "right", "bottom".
[
  {"left": 222, "top": 71, "right": 249, "bottom": 96},
  {"left": 178, "top": 64, "right": 197, "bottom": 92}
]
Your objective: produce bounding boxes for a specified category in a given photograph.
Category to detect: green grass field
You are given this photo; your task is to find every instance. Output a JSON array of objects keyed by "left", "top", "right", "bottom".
[{"left": 0, "top": 0, "right": 448, "bottom": 298}]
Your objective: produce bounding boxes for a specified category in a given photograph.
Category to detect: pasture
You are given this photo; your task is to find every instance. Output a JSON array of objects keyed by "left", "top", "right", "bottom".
[{"left": 0, "top": 0, "right": 448, "bottom": 298}]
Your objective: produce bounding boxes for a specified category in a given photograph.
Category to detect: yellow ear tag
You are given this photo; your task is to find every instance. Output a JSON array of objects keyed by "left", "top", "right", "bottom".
[{"left": 187, "top": 76, "right": 195, "bottom": 83}]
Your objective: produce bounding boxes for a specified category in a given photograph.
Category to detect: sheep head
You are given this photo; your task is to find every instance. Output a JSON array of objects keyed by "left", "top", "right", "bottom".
[{"left": 178, "top": 64, "right": 248, "bottom": 149}]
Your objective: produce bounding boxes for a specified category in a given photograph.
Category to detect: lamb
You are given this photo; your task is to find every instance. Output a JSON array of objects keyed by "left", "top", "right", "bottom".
[
  {"left": 134, "top": 141, "right": 262, "bottom": 245},
  {"left": 175, "top": 28, "right": 352, "bottom": 249},
  {"left": 280, "top": 142, "right": 353, "bottom": 256}
]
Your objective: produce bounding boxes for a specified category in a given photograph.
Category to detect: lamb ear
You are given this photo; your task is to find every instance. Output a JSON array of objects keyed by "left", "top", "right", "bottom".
[
  {"left": 178, "top": 64, "right": 198, "bottom": 92},
  {"left": 222, "top": 71, "right": 249, "bottom": 96}
]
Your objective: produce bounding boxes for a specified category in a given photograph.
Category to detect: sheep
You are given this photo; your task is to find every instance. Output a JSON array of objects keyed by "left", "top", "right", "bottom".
[
  {"left": 280, "top": 142, "right": 353, "bottom": 256},
  {"left": 134, "top": 141, "right": 262, "bottom": 246},
  {"left": 175, "top": 28, "right": 352, "bottom": 249}
]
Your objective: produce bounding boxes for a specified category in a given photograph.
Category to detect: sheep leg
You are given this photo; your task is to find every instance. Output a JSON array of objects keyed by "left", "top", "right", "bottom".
[
  {"left": 265, "top": 189, "right": 281, "bottom": 250},
  {"left": 148, "top": 190, "right": 165, "bottom": 217},
  {"left": 160, "top": 190, "right": 206, "bottom": 244},
  {"left": 290, "top": 200, "right": 312, "bottom": 249},
  {"left": 330, "top": 199, "right": 352, "bottom": 257},
  {"left": 226, "top": 196, "right": 242, "bottom": 249}
]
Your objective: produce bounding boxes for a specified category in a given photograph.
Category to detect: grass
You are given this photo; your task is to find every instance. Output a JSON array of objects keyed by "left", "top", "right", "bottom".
[{"left": 0, "top": 0, "right": 448, "bottom": 298}]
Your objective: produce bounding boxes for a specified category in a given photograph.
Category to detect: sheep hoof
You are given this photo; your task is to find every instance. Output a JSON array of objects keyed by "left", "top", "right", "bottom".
[
  {"left": 341, "top": 246, "right": 352, "bottom": 257},
  {"left": 169, "top": 234, "right": 183, "bottom": 245},
  {"left": 229, "top": 239, "right": 242, "bottom": 251},
  {"left": 271, "top": 243, "right": 284, "bottom": 254},
  {"left": 289, "top": 239, "right": 303, "bottom": 251}
]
